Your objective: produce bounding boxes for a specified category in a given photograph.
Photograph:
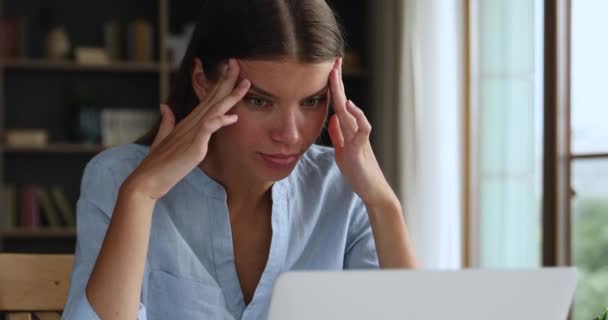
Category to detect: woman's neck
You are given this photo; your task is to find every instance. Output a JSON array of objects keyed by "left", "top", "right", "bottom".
[{"left": 199, "top": 152, "right": 273, "bottom": 218}]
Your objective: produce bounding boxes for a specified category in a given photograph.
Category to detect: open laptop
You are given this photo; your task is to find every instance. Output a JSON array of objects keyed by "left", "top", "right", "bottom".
[{"left": 267, "top": 268, "right": 577, "bottom": 320}]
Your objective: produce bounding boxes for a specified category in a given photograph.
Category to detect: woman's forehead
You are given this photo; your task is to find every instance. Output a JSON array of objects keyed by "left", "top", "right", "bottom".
[{"left": 237, "top": 59, "right": 333, "bottom": 97}]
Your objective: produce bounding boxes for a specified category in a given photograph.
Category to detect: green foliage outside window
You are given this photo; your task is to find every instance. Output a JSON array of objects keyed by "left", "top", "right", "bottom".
[
  {"left": 592, "top": 308, "right": 607, "bottom": 320},
  {"left": 572, "top": 198, "right": 608, "bottom": 320}
]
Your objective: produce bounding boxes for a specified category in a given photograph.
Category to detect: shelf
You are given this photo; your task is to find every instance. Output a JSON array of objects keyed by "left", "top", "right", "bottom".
[
  {"left": 3, "top": 143, "right": 107, "bottom": 155},
  {"left": 1, "top": 58, "right": 163, "bottom": 73},
  {"left": 0, "top": 228, "right": 77, "bottom": 238}
]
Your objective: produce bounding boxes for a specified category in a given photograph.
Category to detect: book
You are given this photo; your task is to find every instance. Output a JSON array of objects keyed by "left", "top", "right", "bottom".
[
  {"left": 1, "top": 184, "right": 17, "bottom": 229},
  {"left": 6, "top": 129, "right": 48, "bottom": 147},
  {"left": 104, "top": 20, "right": 122, "bottom": 61},
  {"left": 75, "top": 47, "right": 109, "bottom": 65},
  {"left": 20, "top": 185, "right": 40, "bottom": 228},
  {"left": 36, "top": 186, "right": 62, "bottom": 227},
  {"left": 128, "top": 19, "right": 153, "bottom": 62},
  {"left": 50, "top": 185, "right": 75, "bottom": 226},
  {"left": 0, "top": 19, "right": 17, "bottom": 57},
  {"left": 7, "top": 312, "right": 33, "bottom": 320},
  {"left": 101, "top": 109, "right": 157, "bottom": 146},
  {"left": 15, "top": 16, "right": 29, "bottom": 57}
]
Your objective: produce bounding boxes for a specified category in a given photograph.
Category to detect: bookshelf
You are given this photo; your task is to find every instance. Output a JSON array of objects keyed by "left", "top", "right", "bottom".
[
  {"left": 0, "top": 0, "right": 170, "bottom": 254},
  {"left": 0, "top": 227, "right": 76, "bottom": 238},
  {"left": 2, "top": 58, "right": 164, "bottom": 73},
  {"left": 0, "top": 0, "right": 372, "bottom": 254},
  {"left": 3, "top": 143, "right": 106, "bottom": 155}
]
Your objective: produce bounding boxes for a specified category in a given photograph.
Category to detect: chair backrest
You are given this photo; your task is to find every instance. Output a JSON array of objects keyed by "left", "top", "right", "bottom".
[{"left": 0, "top": 254, "right": 74, "bottom": 320}]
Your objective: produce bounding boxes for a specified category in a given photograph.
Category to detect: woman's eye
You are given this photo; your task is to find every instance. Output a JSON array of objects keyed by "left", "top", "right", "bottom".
[
  {"left": 245, "top": 96, "right": 269, "bottom": 107},
  {"left": 303, "top": 98, "right": 322, "bottom": 107}
]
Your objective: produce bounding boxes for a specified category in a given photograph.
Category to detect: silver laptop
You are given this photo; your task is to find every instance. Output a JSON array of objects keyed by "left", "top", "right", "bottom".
[{"left": 267, "top": 268, "right": 577, "bottom": 320}]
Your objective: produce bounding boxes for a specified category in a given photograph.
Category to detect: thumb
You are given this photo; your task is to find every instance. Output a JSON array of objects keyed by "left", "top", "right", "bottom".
[{"left": 151, "top": 104, "right": 176, "bottom": 150}]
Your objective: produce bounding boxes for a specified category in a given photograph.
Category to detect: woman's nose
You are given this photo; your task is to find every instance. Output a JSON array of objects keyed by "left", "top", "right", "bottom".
[{"left": 270, "top": 109, "right": 301, "bottom": 145}]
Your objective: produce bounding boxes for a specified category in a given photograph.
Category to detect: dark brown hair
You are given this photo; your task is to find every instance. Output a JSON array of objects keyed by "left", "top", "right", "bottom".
[{"left": 136, "top": 0, "right": 345, "bottom": 146}]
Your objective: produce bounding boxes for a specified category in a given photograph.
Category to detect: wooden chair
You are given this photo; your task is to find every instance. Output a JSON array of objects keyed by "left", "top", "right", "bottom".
[{"left": 0, "top": 254, "right": 74, "bottom": 320}]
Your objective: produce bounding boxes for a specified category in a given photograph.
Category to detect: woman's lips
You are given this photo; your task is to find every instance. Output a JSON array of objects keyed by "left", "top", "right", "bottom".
[{"left": 259, "top": 153, "right": 299, "bottom": 169}]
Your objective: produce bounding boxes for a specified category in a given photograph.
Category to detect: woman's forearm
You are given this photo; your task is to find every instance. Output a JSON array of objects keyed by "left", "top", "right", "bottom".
[
  {"left": 85, "top": 182, "right": 156, "bottom": 320},
  {"left": 365, "top": 194, "right": 419, "bottom": 269}
]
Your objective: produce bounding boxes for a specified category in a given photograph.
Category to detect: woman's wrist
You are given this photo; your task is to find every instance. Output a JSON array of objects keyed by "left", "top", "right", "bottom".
[
  {"left": 119, "top": 176, "right": 158, "bottom": 205},
  {"left": 364, "top": 194, "right": 402, "bottom": 218},
  {"left": 362, "top": 184, "right": 401, "bottom": 214}
]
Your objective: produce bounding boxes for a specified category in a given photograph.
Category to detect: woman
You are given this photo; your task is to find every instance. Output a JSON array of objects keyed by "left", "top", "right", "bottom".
[{"left": 62, "top": 1, "right": 417, "bottom": 319}]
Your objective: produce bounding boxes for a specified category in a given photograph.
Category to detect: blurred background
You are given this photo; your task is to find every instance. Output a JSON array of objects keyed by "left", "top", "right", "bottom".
[{"left": 0, "top": 0, "right": 605, "bottom": 319}]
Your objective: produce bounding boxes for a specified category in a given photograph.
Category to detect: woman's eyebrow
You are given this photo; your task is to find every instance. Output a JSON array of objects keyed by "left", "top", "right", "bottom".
[
  {"left": 247, "top": 81, "right": 328, "bottom": 99},
  {"left": 248, "top": 83, "right": 277, "bottom": 98},
  {"left": 306, "top": 86, "right": 329, "bottom": 98}
]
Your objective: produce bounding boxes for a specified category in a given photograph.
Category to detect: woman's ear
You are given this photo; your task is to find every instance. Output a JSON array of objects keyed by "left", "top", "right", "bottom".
[{"left": 192, "top": 58, "right": 213, "bottom": 101}]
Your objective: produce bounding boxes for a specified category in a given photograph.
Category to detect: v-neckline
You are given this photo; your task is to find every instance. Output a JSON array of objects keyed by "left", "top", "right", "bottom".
[{"left": 199, "top": 169, "right": 290, "bottom": 319}]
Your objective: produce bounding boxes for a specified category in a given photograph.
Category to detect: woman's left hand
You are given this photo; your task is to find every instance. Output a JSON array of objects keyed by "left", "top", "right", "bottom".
[{"left": 327, "top": 58, "right": 397, "bottom": 207}]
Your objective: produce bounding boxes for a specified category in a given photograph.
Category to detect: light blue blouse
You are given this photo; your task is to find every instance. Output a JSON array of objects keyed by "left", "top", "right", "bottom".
[{"left": 61, "top": 143, "right": 379, "bottom": 320}]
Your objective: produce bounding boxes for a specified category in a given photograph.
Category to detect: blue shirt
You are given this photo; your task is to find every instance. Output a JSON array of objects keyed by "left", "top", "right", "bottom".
[{"left": 61, "top": 143, "right": 379, "bottom": 320}]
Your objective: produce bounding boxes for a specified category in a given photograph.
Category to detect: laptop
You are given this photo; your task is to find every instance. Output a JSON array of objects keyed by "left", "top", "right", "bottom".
[{"left": 267, "top": 268, "right": 577, "bottom": 320}]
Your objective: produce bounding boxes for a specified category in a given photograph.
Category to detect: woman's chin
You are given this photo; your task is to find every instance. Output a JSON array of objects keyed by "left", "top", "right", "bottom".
[
  {"left": 258, "top": 166, "right": 296, "bottom": 182},
  {"left": 254, "top": 165, "right": 299, "bottom": 184}
]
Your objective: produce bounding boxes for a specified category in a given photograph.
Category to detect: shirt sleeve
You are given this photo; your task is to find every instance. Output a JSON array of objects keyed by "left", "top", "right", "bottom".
[
  {"left": 61, "top": 159, "right": 148, "bottom": 320},
  {"left": 343, "top": 196, "right": 380, "bottom": 269}
]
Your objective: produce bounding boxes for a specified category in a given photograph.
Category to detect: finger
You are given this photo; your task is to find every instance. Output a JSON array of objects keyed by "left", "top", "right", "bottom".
[
  {"left": 179, "top": 60, "right": 242, "bottom": 135},
  {"left": 330, "top": 65, "right": 357, "bottom": 138},
  {"left": 336, "top": 58, "right": 347, "bottom": 105},
  {"left": 187, "top": 58, "right": 239, "bottom": 126},
  {"left": 195, "top": 114, "right": 239, "bottom": 145},
  {"left": 338, "top": 57, "right": 346, "bottom": 94},
  {"left": 151, "top": 104, "right": 176, "bottom": 150},
  {"left": 329, "top": 65, "right": 347, "bottom": 113},
  {"left": 328, "top": 114, "right": 344, "bottom": 150},
  {"left": 205, "top": 58, "right": 242, "bottom": 107},
  {"left": 194, "top": 60, "right": 228, "bottom": 106},
  {"left": 346, "top": 100, "right": 372, "bottom": 140},
  {"left": 206, "top": 78, "right": 251, "bottom": 118}
]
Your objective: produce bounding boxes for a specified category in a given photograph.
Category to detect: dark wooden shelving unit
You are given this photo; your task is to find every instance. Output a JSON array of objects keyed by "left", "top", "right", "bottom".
[{"left": 0, "top": 0, "right": 371, "bottom": 253}]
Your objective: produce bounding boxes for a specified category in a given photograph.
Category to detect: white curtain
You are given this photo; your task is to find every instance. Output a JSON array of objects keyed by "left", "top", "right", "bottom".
[{"left": 371, "top": 0, "right": 464, "bottom": 269}]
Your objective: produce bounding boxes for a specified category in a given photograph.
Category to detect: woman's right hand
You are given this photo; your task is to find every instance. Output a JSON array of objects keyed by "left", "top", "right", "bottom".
[{"left": 122, "top": 59, "right": 250, "bottom": 200}]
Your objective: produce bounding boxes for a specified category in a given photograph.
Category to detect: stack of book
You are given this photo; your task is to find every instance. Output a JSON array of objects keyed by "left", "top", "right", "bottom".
[
  {"left": 103, "top": 19, "right": 155, "bottom": 63},
  {"left": 5, "top": 129, "right": 49, "bottom": 147},
  {"left": 101, "top": 109, "right": 157, "bottom": 147},
  {"left": 0, "top": 17, "right": 28, "bottom": 58},
  {"left": 1, "top": 184, "right": 75, "bottom": 229}
]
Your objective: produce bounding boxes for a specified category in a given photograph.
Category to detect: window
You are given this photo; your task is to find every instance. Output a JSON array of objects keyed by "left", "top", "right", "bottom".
[
  {"left": 471, "top": 0, "right": 544, "bottom": 268},
  {"left": 570, "top": 1, "right": 608, "bottom": 319}
]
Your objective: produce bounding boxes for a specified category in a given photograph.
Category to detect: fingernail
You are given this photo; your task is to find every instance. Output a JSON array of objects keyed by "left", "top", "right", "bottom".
[
  {"left": 159, "top": 104, "right": 165, "bottom": 115},
  {"left": 222, "top": 62, "right": 229, "bottom": 75}
]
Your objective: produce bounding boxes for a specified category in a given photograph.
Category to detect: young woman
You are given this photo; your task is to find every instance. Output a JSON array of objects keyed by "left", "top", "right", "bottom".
[{"left": 62, "top": 1, "right": 417, "bottom": 319}]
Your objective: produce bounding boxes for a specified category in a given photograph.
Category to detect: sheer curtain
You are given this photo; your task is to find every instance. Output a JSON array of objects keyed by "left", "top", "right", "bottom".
[
  {"left": 370, "top": 0, "right": 464, "bottom": 269},
  {"left": 469, "top": 0, "right": 544, "bottom": 268}
]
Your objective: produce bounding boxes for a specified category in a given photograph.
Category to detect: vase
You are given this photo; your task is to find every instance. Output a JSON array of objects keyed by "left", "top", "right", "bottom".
[{"left": 46, "top": 26, "right": 70, "bottom": 59}]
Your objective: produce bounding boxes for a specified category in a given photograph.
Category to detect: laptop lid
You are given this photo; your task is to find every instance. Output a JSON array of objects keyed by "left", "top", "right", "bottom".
[{"left": 267, "top": 268, "right": 577, "bottom": 320}]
